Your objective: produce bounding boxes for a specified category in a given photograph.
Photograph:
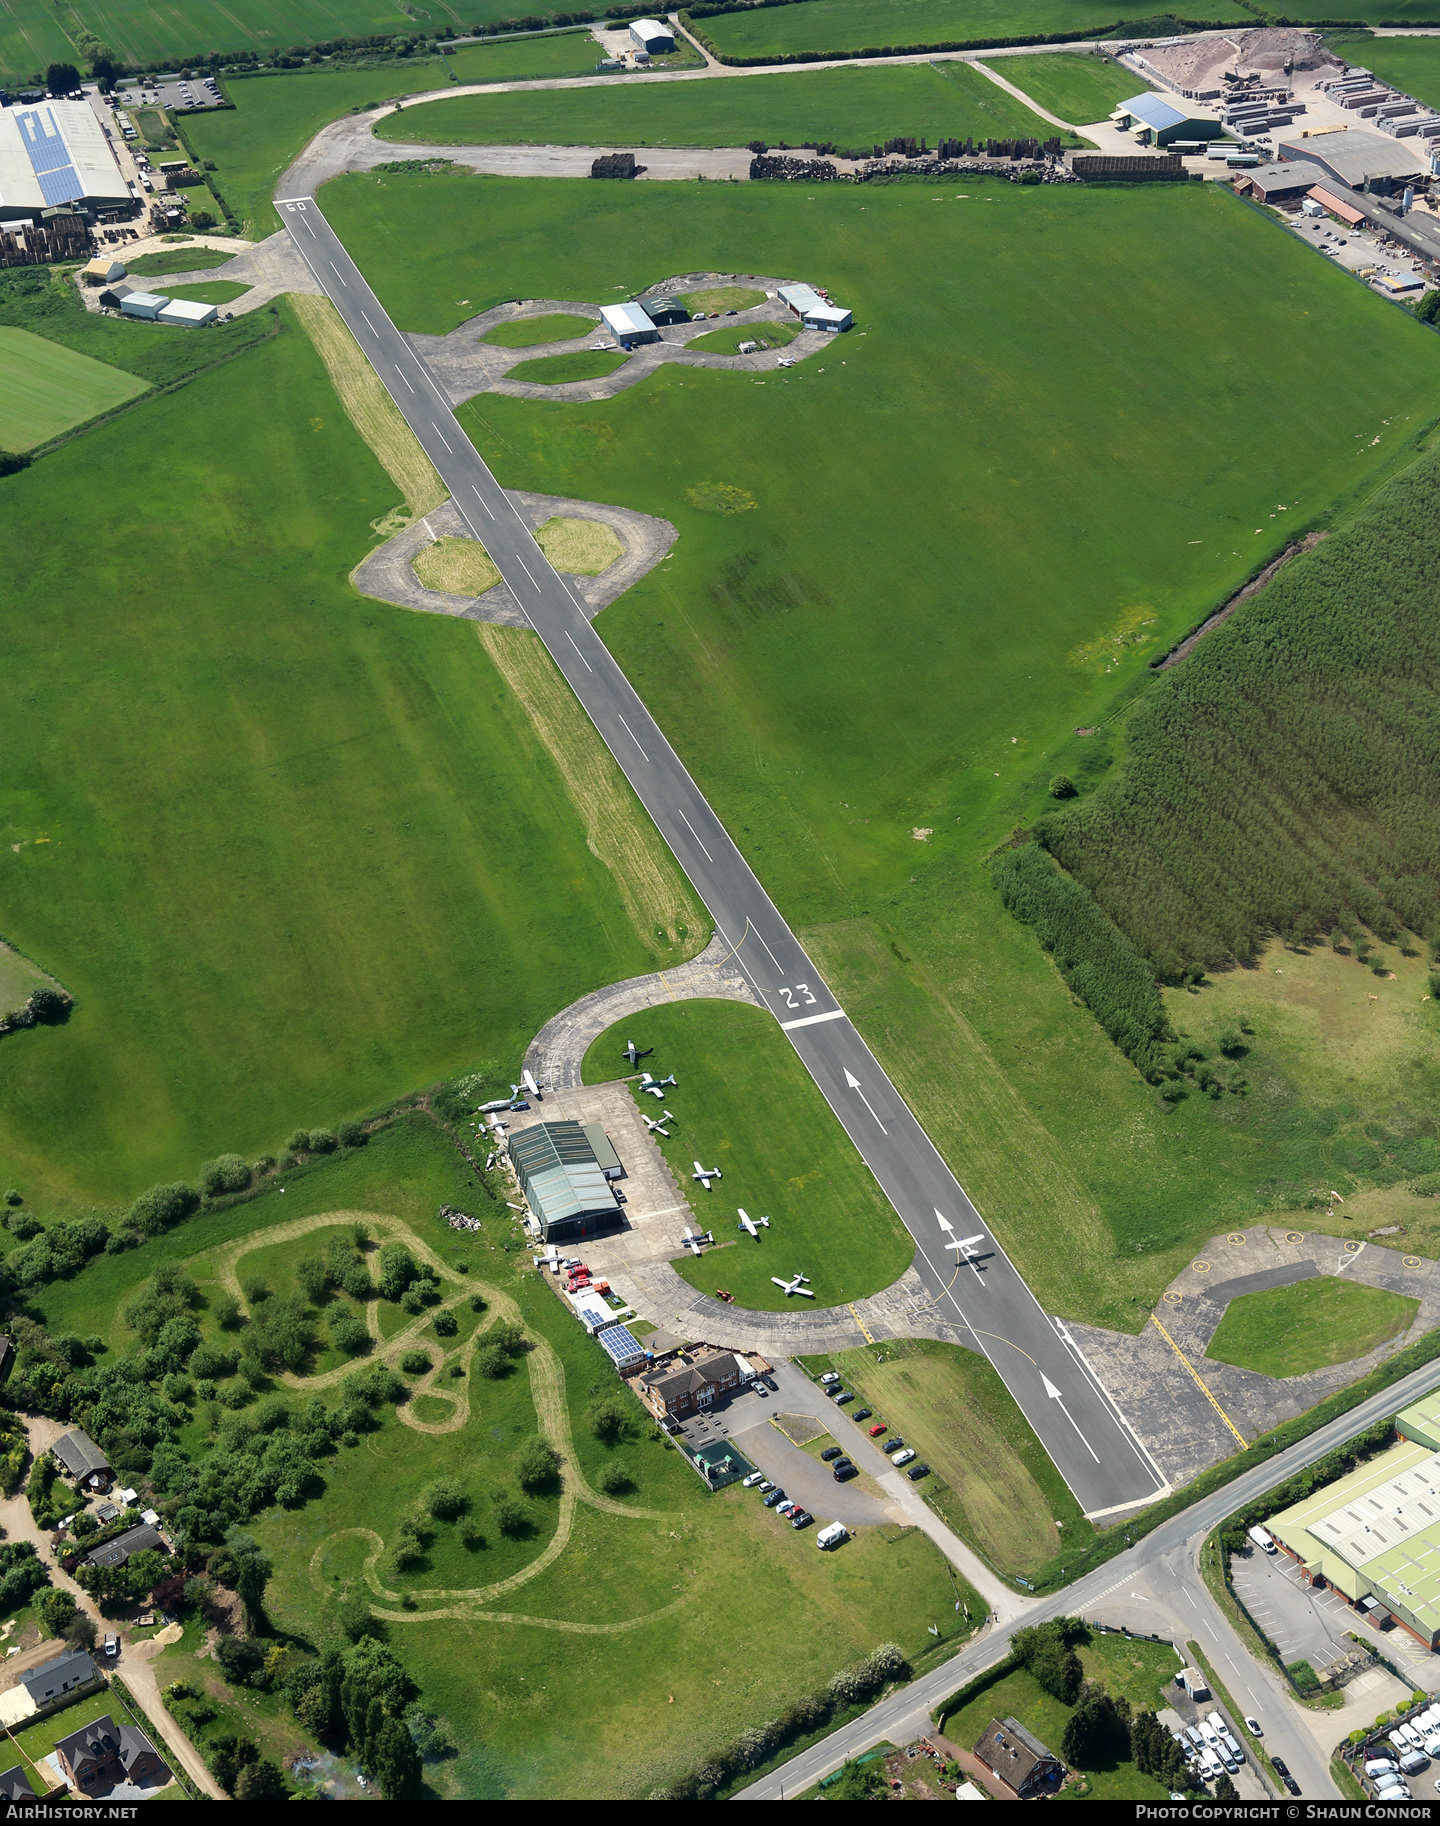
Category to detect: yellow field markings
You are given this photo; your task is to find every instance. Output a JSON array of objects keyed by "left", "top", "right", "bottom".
[
  {"left": 1150, "top": 1314, "right": 1248, "bottom": 1450},
  {"left": 847, "top": 1302, "right": 875, "bottom": 1344}
]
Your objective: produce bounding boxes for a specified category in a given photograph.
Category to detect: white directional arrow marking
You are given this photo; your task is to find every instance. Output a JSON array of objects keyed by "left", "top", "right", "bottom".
[
  {"left": 843, "top": 1069, "right": 888, "bottom": 1134},
  {"left": 1042, "top": 1374, "right": 1099, "bottom": 1463}
]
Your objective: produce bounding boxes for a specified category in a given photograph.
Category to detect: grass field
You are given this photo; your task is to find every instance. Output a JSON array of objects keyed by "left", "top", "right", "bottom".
[
  {"left": 0, "top": 941, "right": 51, "bottom": 1014},
  {"left": 939, "top": 1628, "right": 1181, "bottom": 1800},
  {"left": 0, "top": 324, "right": 148, "bottom": 450},
  {"left": 33, "top": 1117, "right": 965, "bottom": 1799},
  {"left": 1206, "top": 1277, "right": 1420, "bottom": 1379},
  {"left": 181, "top": 35, "right": 598, "bottom": 234},
  {"left": 125, "top": 247, "right": 238, "bottom": 278},
  {"left": 383, "top": 56, "right": 1075, "bottom": 149},
  {"left": 801, "top": 1337, "right": 1093, "bottom": 1581},
  {"left": 1328, "top": 33, "right": 1440, "bottom": 111},
  {"left": 685, "top": 318, "right": 801, "bottom": 356},
  {"left": 981, "top": 48, "right": 1151, "bottom": 124},
  {"left": 505, "top": 349, "right": 628, "bottom": 385},
  {"left": 325, "top": 170, "right": 1440, "bottom": 1325},
  {"left": 481, "top": 311, "right": 595, "bottom": 347},
  {"left": 0, "top": 303, "right": 678, "bottom": 1209},
  {"left": 163, "top": 280, "right": 251, "bottom": 305},
  {"left": 0, "top": 0, "right": 71, "bottom": 84},
  {"left": 698, "top": 0, "right": 1252, "bottom": 60},
  {"left": 581, "top": 1000, "right": 914, "bottom": 1310}
]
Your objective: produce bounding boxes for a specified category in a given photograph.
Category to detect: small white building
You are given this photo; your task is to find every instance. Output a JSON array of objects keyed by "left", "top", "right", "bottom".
[
  {"left": 118, "top": 290, "right": 166, "bottom": 320},
  {"left": 157, "top": 296, "right": 217, "bottom": 327},
  {"left": 82, "top": 255, "right": 126, "bottom": 282},
  {"left": 629, "top": 18, "right": 675, "bottom": 54},
  {"left": 807, "top": 303, "right": 852, "bottom": 333},
  {"left": 599, "top": 301, "right": 658, "bottom": 346}
]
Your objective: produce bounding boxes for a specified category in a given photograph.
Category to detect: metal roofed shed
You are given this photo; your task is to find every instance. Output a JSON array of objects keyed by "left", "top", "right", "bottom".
[
  {"left": 1114, "top": 91, "right": 1220, "bottom": 146},
  {"left": 628, "top": 18, "right": 675, "bottom": 53},
  {"left": 581, "top": 1121, "right": 622, "bottom": 1180},
  {"left": 119, "top": 290, "right": 167, "bottom": 320},
  {"left": 805, "top": 303, "right": 851, "bottom": 333},
  {"left": 1276, "top": 129, "right": 1423, "bottom": 189},
  {"left": 510, "top": 1119, "right": 620, "bottom": 1243},
  {"left": 597, "top": 1325, "right": 646, "bottom": 1373},
  {"left": 0, "top": 100, "right": 131, "bottom": 221},
  {"left": 82, "top": 255, "right": 126, "bottom": 282},
  {"left": 1231, "top": 159, "right": 1326, "bottom": 203},
  {"left": 1307, "top": 185, "right": 1366, "bottom": 226},
  {"left": 157, "top": 297, "right": 216, "bottom": 327},
  {"left": 778, "top": 282, "right": 824, "bottom": 318},
  {"left": 599, "top": 302, "right": 658, "bottom": 346},
  {"left": 641, "top": 295, "right": 690, "bottom": 326}
]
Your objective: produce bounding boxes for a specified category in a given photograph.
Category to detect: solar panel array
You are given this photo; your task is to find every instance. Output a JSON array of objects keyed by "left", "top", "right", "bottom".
[{"left": 17, "top": 108, "right": 82, "bottom": 207}]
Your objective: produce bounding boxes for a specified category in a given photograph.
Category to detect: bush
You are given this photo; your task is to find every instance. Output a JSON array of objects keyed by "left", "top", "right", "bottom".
[
  {"left": 431, "top": 1309, "right": 457, "bottom": 1337},
  {"left": 190, "top": 1344, "right": 239, "bottom": 1381},
  {"left": 2, "top": 1189, "right": 20, "bottom": 1206},
  {"left": 492, "top": 1490, "right": 528, "bottom": 1535},
  {"left": 474, "top": 1342, "right": 509, "bottom": 1379},
  {"left": 469, "top": 1294, "right": 486, "bottom": 1313},
  {"left": 515, "top": 1438, "right": 561, "bottom": 1494},
  {"left": 5, "top": 1209, "right": 39, "bottom": 1239},
  {"left": 295, "top": 1256, "right": 332, "bottom": 1303},
  {"left": 423, "top": 1480, "right": 466, "bottom": 1520},
  {"left": 337, "top": 1120, "right": 367, "bottom": 1148},
  {"left": 400, "top": 1350, "right": 430, "bottom": 1375},
  {"left": 1049, "top": 773, "right": 1077, "bottom": 798},
  {"left": 307, "top": 1128, "right": 338, "bottom": 1154},
  {"left": 329, "top": 1311, "right": 370, "bottom": 1356},
  {"left": 212, "top": 1293, "right": 243, "bottom": 1329},
  {"left": 128, "top": 1181, "right": 200, "bottom": 1237},
  {"left": 589, "top": 1395, "right": 629, "bottom": 1444},
  {"left": 284, "top": 1130, "right": 310, "bottom": 1153},
  {"left": 199, "top": 1154, "right": 251, "bottom": 1197},
  {"left": 596, "top": 1459, "right": 632, "bottom": 1495}
]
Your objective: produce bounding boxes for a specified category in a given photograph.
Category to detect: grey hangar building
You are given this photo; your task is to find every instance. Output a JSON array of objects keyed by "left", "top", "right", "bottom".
[{"left": 512, "top": 1120, "right": 623, "bottom": 1244}]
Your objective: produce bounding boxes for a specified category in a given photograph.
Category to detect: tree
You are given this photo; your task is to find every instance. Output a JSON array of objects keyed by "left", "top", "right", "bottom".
[
  {"left": 371, "top": 1715, "right": 422, "bottom": 1799},
  {"left": 400, "top": 1350, "right": 430, "bottom": 1375},
  {"left": 188, "top": 209, "right": 217, "bottom": 230},
  {"left": 337, "top": 1120, "right": 367, "bottom": 1148},
  {"left": 423, "top": 1480, "right": 466, "bottom": 1521},
  {"left": 589, "top": 1395, "right": 628, "bottom": 1444},
  {"left": 492, "top": 1490, "right": 528, "bottom": 1536},
  {"left": 0, "top": 452, "right": 31, "bottom": 479},
  {"left": 295, "top": 1255, "right": 332, "bottom": 1303},
  {"left": 236, "top": 1759, "right": 287, "bottom": 1799},
  {"left": 1049, "top": 774, "right": 1077, "bottom": 798},
  {"left": 36, "top": 1588, "right": 77, "bottom": 1638},
  {"left": 377, "top": 1244, "right": 418, "bottom": 1303},
  {"left": 199, "top": 1154, "right": 251, "bottom": 1197},
  {"left": 233, "top": 1550, "right": 271, "bottom": 1629},
  {"left": 209, "top": 1732, "right": 259, "bottom": 1795},
  {"left": 431, "top": 1308, "right": 456, "bottom": 1337},
  {"left": 1213, "top": 1771, "right": 1238, "bottom": 1802},
  {"left": 212, "top": 1292, "right": 242, "bottom": 1330},
  {"left": 597, "top": 1459, "right": 632, "bottom": 1495},
  {"left": 65, "top": 1610, "right": 97, "bottom": 1650},
  {"left": 45, "top": 62, "right": 81, "bottom": 94},
  {"left": 337, "top": 1588, "right": 379, "bottom": 1643},
  {"left": 1060, "top": 1685, "right": 1129, "bottom": 1770},
  {"left": 128, "top": 1182, "right": 199, "bottom": 1237},
  {"left": 515, "top": 1438, "right": 561, "bottom": 1494},
  {"left": 1418, "top": 287, "right": 1440, "bottom": 326}
]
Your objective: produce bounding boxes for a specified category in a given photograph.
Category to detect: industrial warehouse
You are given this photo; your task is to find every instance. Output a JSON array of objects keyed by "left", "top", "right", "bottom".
[
  {"left": 0, "top": 99, "right": 130, "bottom": 222},
  {"left": 510, "top": 1119, "right": 623, "bottom": 1243}
]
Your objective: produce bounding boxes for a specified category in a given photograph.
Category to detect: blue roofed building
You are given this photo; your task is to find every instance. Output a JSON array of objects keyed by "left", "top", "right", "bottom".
[{"left": 1113, "top": 92, "right": 1221, "bottom": 146}]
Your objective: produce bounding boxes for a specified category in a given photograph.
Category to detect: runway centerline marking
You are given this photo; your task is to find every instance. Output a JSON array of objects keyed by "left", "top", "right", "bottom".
[
  {"left": 617, "top": 715, "right": 650, "bottom": 762},
  {"left": 431, "top": 422, "right": 453, "bottom": 454},
  {"left": 360, "top": 310, "right": 377, "bottom": 337},
  {"left": 328, "top": 260, "right": 347, "bottom": 285},
  {"left": 675, "top": 807, "right": 713, "bottom": 862},
  {"left": 394, "top": 365, "right": 415, "bottom": 394},
  {"left": 470, "top": 484, "right": 495, "bottom": 521},
  {"left": 564, "top": 630, "right": 593, "bottom": 673}
]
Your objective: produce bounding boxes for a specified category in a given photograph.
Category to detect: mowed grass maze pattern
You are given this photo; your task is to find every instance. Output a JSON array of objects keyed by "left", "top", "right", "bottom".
[
  {"left": 581, "top": 999, "right": 914, "bottom": 1309},
  {"left": 384, "top": 56, "right": 1072, "bottom": 148},
  {"left": 326, "top": 170, "right": 1440, "bottom": 1322},
  {"left": 1206, "top": 1276, "right": 1421, "bottom": 1380},
  {"left": 0, "top": 324, "right": 147, "bottom": 449}
]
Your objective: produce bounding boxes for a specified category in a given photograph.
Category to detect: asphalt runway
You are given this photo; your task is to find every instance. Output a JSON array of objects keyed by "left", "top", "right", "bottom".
[{"left": 277, "top": 191, "right": 1167, "bottom": 1519}]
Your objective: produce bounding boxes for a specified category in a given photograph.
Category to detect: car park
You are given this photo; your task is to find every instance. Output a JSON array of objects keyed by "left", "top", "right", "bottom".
[
  {"left": 868, "top": 1423, "right": 887, "bottom": 1437},
  {"left": 907, "top": 1462, "right": 930, "bottom": 1481},
  {"left": 834, "top": 1463, "right": 858, "bottom": 1482},
  {"left": 820, "top": 1446, "right": 842, "bottom": 1462},
  {"left": 762, "top": 1488, "right": 786, "bottom": 1508},
  {"left": 892, "top": 1447, "right": 916, "bottom": 1467}
]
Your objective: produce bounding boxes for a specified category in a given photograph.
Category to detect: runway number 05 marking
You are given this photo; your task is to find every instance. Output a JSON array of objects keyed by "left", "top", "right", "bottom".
[{"left": 778, "top": 984, "right": 817, "bottom": 1011}]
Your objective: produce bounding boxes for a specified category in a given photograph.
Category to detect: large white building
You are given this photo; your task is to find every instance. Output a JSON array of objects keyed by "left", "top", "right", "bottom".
[{"left": 0, "top": 100, "right": 131, "bottom": 221}]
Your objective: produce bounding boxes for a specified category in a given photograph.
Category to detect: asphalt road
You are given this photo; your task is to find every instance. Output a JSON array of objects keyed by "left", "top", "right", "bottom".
[{"left": 276, "top": 192, "right": 1166, "bottom": 1521}]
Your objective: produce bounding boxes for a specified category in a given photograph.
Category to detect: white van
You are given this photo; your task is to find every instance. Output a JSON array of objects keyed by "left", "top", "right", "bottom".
[
  {"left": 816, "top": 1522, "right": 848, "bottom": 1551},
  {"left": 1247, "top": 1525, "right": 1278, "bottom": 1554}
]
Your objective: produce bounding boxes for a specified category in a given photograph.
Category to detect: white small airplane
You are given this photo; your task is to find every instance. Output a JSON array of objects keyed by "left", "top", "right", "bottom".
[
  {"left": 621, "top": 1038, "right": 654, "bottom": 1067},
  {"left": 639, "top": 1072, "right": 677, "bottom": 1099},
  {"left": 521, "top": 1068, "right": 541, "bottom": 1100},
  {"left": 771, "top": 1272, "right": 815, "bottom": 1298},
  {"left": 737, "top": 1208, "right": 771, "bottom": 1239},
  {"left": 642, "top": 1115, "right": 671, "bottom": 1137},
  {"left": 682, "top": 1225, "right": 710, "bottom": 1257},
  {"left": 693, "top": 1161, "right": 722, "bottom": 1190}
]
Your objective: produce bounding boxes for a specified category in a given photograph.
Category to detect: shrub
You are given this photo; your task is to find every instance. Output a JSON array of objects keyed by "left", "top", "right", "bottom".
[
  {"left": 2, "top": 1189, "right": 20, "bottom": 1206},
  {"left": 330, "top": 1311, "right": 370, "bottom": 1356},
  {"left": 284, "top": 1129, "right": 310, "bottom": 1153},
  {"left": 423, "top": 1480, "right": 466, "bottom": 1520},
  {"left": 596, "top": 1459, "right": 632, "bottom": 1495},
  {"left": 469, "top": 1293, "right": 487, "bottom": 1313},
  {"left": 492, "top": 1490, "right": 528, "bottom": 1535},
  {"left": 295, "top": 1256, "right": 332, "bottom": 1303},
  {"left": 190, "top": 1344, "right": 238, "bottom": 1380},
  {"left": 337, "top": 1120, "right": 367, "bottom": 1148},
  {"left": 212, "top": 1293, "right": 243, "bottom": 1329},
  {"left": 377, "top": 1244, "right": 418, "bottom": 1303},
  {"left": 473, "top": 1342, "right": 508, "bottom": 1380},
  {"left": 199, "top": 1154, "right": 251, "bottom": 1197},
  {"left": 400, "top": 1350, "right": 430, "bottom": 1375},
  {"left": 589, "top": 1395, "right": 629, "bottom": 1444},
  {"left": 307, "top": 1128, "right": 337, "bottom": 1154},
  {"left": 128, "top": 1181, "right": 200, "bottom": 1237},
  {"left": 515, "top": 1438, "right": 561, "bottom": 1494},
  {"left": 1049, "top": 773, "right": 1077, "bottom": 798},
  {"left": 5, "top": 1210, "right": 39, "bottom": 1239},
  {"left": 431, "top": 1309, "right": 457, "bottom": 1337}
]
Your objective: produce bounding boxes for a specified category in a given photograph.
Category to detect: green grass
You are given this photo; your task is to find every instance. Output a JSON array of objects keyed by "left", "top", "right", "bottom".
[
  {"left": 324, "top": 171, "right": 1440, "bottom": 1327},
  {"left": 0, "top": 942, "right": 50, "bottom": 1013},
  {"left": 680, "top": 285, "right": 767, "bottom": 313},
  {"left": 383, "top": 57, "right": 1075, "bottom": 150},
  {"left": 581, "top": 999, "right": 914, "bottom": 1309},
  {"left": 0, "top": 0, "right": 72, "bottom": 85},
  {"left": 939, "top": 1628, "right": 1180, "bottom": 1800},
  {"left": 685, "top": 318, "right": 801, "bottom": 356},
  {"left": 1328, "top": 33, "right": 1440, "bottom": 112},
  {"left": 180, "top": 36, "right": 601, "bottom": 235},
  {"left": 504, "top": 348, "right": 628, "bottom": 385},
  {"left": 7, "top": 1687, "right": 117, "bottom": 1785},
  {"left": 481, "top": 312, "right": 596, "bottom": 347},
  {"left": 0, "top": 304, "right": 669, "bottom": 1210},
  {"left": 125, "top": 248, "right": 238, "bottom": 278},
  {"left": 36, "top": 1116, "right": 966, "bottom": 1799},
  {"left": 980, "top": 50, "right": 1153, "bottom": 125},
  {"left": 162, "top": 280, "right": 251, "bottom": 305},
  {"left": 800, "top": 1337, "right": 1093, "bottom": 1581},
  {"left": 1206, "top": 1277, "right": 1421, "bottom": 1380},
  {"left": 0, "top": 324, "right": 148, "bottom": 451},
  {"left": 698, "top": 0, "right": 1253, "bottom": 60}
]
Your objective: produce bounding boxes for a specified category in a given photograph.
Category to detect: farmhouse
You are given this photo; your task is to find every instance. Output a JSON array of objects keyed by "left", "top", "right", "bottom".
[
  {"left": 629, "top": 18, "right": 675, "bottom": 54},
  {"left": 1264, "top": 1396, "right": 1440, "bottom": 1648},
  {"left": 599, "top": 302, "right": 659, "bottom": 346},
  {"left": 51, "top": 1430, "right": 109, "bottom": 1489},
  {"left": 82, "top": 1522, "right": 165, "bottom": 1570},
  {"left": 0, "top": 100, "right": 131, "bottom": 222},
  {"left": 54, "top": 1714, "right": 168, "bottom": 1795},
  {"left": 511, "top": 1120, "right": 620, "bottom": 1243},
  {"left": 1112, "top": 92, "right": 1219, "bottom": 147},
  {"left": 972, "top": 1717, "right": 1065, "bottom": 1799},
  {"left": 21, "top": 1648, "right": 101, "bottom": 1711}
]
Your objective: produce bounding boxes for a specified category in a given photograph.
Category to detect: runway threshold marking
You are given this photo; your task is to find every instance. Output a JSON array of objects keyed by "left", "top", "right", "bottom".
[
  {"left": 781, "top": 1008, "right": 845, "bottom": 1031},
  {"left": 1149, "top": 1313, "right": 1248, "bottom": 1449},
  {"left": 847, "top": 1302, "right": 875, "bottom": 1344}
]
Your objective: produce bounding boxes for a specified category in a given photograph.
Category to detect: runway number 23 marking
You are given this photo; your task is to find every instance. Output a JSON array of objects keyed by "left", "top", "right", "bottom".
[{"left": 779, "top": 984, "right": 818, "bottom": 1010}]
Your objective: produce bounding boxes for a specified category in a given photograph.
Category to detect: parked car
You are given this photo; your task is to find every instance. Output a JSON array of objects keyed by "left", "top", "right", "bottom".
[
  {"left": 820, "top": 1446, "right": 842, "bottom": 1462},
  {"left": 892, "top": 1448, "right": 916, "bottom": 1467},
  {"left": 852, "top": 1408, "right": 872, "bottom": 1422},
  {"left": 834, "top": 1464, "right": 858, "bottom": 1482},
  {"left": 882, "top": 1438, "right": 905, "bottom": 1455},
  {"left": 834, "top": 1392, "right": 853, "bottom": 1406},
  {"left": 907, "top": 1462, "right": 930, "bottom": 1481},
  {"left": 1368, "top": 1759, "right": 1400, "bottom": 1779},
  {"left": 1243, "top": 1717, "right": 1262, "bottom": 1737},
  {"left": 1271, "top": 1756, "right": 1300, "bottom": 1796},
  {"left": 757, "top": 1480, "right": 774, "bottom": 1493},
  {"left": 790, "top": 1510, "right": 812, "bottom": 1529},
  {"left": 819, "top": 1371, "right": 840, "bottom": 1385},
  {"left": 868, "top": 1423, "right": 888, "bottom": 1437},
  {"left": 776, "top": 1500, "right": 798, "bottom": 1517},
  {"left": 832, "top": 1457, "right": 853, "bottom": 1473},
  {"left": 742, "top": 1471, "right": 765, "bottom": 1488},
  {"left": 762, "top": 1488, "right": 786, "bottom": 1509}
]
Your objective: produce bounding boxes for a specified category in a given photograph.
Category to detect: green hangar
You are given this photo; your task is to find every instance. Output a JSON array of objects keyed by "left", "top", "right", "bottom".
[{"left": 511, "top": 1120, "right": 621, "bottom": 1243}]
